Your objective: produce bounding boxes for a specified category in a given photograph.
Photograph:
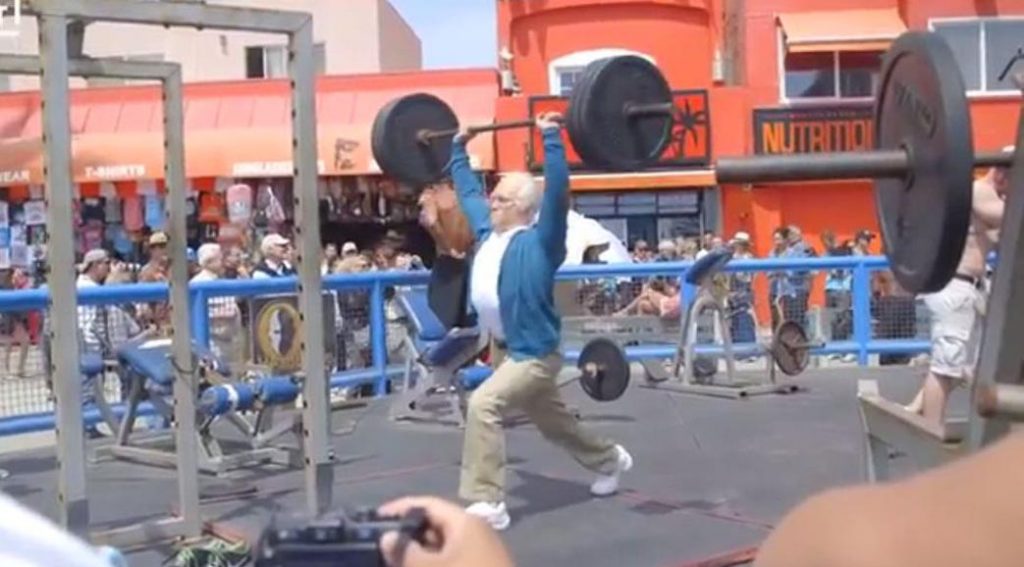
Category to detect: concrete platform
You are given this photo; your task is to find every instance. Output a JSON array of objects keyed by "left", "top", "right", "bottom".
[{"left": 0, "top": 364, "right": 959, "bottom": 567}]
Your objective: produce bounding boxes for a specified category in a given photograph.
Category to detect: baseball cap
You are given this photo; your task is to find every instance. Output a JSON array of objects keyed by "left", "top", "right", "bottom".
[
  {"left": 148, "top": 232, "right": 169, "bottom": 246},
  {"left": 657, "top": 239, "right": 675, "bottom": 252},
  {"left": 341, "top": 241, "right": 358, "bottom": 255},
  {"left": 262, "top": 233, "right": 290, "bottom": 248},
  {"left": 732, "top": 231, "right": 751, "bottom": 243},
  {"left": 79, "top": 249, "right": 109, "bottom": 272}
]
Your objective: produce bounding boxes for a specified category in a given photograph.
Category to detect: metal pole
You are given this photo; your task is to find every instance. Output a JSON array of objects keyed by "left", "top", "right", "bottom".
[
  {"left": 162, "top": 66, "right": 202, "bottom": 538},
  {"left": 289, "top": 18, "right": 334, "bottom": 516},
  {"left": 38, "top": 13, "right": 89, "bottom": 535}
]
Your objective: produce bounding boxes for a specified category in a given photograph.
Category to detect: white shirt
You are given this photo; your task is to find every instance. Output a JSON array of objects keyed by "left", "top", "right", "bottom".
[
  {"left": 76, "top": 274, "right": 103, "bottom": 351},
  {"left": 470, "top": 227, "right": 527, "bottom": 340},
  {"left": 0, "top": 492, "right": 116, "bottom": 567},
  {"left": 562, "top": 210, "right": 632, "bottom": 266}
]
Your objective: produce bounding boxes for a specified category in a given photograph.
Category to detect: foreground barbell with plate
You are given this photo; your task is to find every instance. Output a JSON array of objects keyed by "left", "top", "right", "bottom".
[
  {"left": 372, "top": 31, "right": 1015, "bottom": 295},
  {"left": 576, "top": 337, "right": 631, "bottom": 402}
]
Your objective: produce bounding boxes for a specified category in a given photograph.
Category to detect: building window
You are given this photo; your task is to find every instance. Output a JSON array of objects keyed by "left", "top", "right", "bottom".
[
  {"left": 246, "top": 45, "right": 288, "bottom": 79},
  {"left": 782, "top": 50, "right": 882, "bottom": 101},
  {"left": 931, "top": 18, "right": 1024, "bottom": 94},
  {"left": 0, "top": 74, "right": 10, "bottom": 93},
  {"left": 556, "top": 68, "right": 585, "bottom": 96},
  {"left": 548, "top": 48, "right": 656, "bottom": 96}
]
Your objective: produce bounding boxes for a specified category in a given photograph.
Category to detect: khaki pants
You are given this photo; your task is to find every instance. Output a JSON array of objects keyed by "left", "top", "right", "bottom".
[{"left": 459, "top": 350, "right": 618, "bottom": 502}]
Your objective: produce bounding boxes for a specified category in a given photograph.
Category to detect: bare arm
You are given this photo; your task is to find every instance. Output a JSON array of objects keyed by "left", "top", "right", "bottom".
[
  {"left": 756, "top": 431, "right": 1024, "bottom": 567},
  {"left": 973, "top": 179, "right": 1005, "bottom": 229}
]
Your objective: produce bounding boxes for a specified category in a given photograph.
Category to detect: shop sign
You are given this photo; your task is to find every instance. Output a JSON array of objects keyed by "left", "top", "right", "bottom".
[
  {"left": 84, "top": 164, "right": 147, "bottom": 180},
  {"left": 527, "top": 89, "right": 711, "bottom": 171},
  {"left": 753, "top": 105, "right": 873, "bottom": 155},
  {"left": 232, "top": 160, "right": 327, "bottom": 177}
]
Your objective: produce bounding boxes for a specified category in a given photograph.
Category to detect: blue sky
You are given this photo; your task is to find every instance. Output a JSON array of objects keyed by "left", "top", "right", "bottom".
[{"left": 389, "top": 0, "right": 498, "bottom": 69}]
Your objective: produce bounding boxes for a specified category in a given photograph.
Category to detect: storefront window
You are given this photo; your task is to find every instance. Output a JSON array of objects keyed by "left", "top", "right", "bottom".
[
  {"left": 839, "top": 52, "right": 881, "bottom": 97},
  {"left": 571, "top": 190, "right": 704, "bottom": 246},
  {"left": 784, "top": 52, "right": 836, "bottom": 98},
  {"left": 783, "top": 51, "right": 883, "bottom": 101}
]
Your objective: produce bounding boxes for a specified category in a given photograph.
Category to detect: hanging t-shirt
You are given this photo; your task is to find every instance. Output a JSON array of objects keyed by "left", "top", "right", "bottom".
[
  {"left": 198, "top": 192, "right": 225, "bottom": 224},
  {"left": 80, "top": 198, "right": 105, "bottom": 223},
  {"left": 104, "top": 197, "right": 122, "bottom": 223},
  {"left": 226, "top": 183, "right": 252, "bottom": 225},
  {"left": 144, "top": 195, "right": 165, "bottom": 230},
  {"left": 122, "top": 195, "right": 144, "bottom": 232},
  {"left": 108, "top": 224, "right": 134, "bottom": 257}
]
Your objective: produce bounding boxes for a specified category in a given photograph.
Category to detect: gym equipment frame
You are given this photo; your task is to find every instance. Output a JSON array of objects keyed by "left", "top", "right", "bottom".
[{"left": 20, "top": 0, "right": 331, "bottom": 548}]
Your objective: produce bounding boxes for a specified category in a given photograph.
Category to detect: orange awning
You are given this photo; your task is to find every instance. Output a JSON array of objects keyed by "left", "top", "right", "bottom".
[
  {"left": 777, "top": 9, "right": 907, "bottom": 53},
  {"left": 0, "top": 68, "right": 499, "bottom": 187},
  {"left": 536, "top": 170, "right": 717, "bottom": 192}
]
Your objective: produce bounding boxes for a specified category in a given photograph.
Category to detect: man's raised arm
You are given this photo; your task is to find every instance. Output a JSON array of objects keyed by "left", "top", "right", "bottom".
[
  {"left": 449, "top": 136, "right": 492, "bottom": 241},
  {"left": 535, "top": 113, "right": 570, "bottom": 264}
]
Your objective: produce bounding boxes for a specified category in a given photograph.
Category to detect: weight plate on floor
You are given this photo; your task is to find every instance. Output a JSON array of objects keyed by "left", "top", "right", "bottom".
[
  {"left": 578, "top": 337, "right": 630, "bottom": 402},
  {"left": 567, "top": 55, "right": 674, "bottom": 171},
  {"left": 771, "top": 321, "right": 811, "bottom": 377},
  {"left": 371, "top": 93, "right": 459, "bottom": 187},
  {"left": 874, "top": 32, "right": 974, "bottom": 294}
]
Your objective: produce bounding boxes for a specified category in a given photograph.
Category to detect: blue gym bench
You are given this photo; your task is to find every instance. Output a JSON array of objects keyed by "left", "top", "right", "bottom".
[{"left": 392, "top": 288, "right": 491, "bottom": 427}]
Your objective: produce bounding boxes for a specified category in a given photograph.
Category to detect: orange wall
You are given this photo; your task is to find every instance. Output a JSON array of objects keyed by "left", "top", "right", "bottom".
[
  {"left": 899, "top": 0, "right": 1024, "bottom": 28},
  {"left": 498, "top": 0, "right": 714, "bottom": 95}
]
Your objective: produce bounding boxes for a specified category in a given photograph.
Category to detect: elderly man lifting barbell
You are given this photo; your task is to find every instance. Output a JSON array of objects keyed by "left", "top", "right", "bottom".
[{"left": 446, "top": 111, "right": 633, "bottom": 531}]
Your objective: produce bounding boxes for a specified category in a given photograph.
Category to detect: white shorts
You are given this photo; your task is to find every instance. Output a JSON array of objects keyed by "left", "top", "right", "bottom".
[{"left": 923, "top": 278, "right": 983, "bottom": 381}]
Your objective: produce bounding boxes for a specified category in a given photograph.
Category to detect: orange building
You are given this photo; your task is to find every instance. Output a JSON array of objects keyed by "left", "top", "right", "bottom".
[{"left": 0, "top": 0, "right": 1019, "bottom": 276}]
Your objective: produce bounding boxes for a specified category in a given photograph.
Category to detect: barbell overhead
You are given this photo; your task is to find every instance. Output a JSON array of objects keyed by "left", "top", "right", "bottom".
[{"left": 371, "top": 30, "right": 1013, "bottom": 294}]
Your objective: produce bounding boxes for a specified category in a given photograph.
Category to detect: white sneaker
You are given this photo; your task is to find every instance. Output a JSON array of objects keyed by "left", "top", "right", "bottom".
[
  {"left": 590, "top": 444, "right": 633, "bottom": 497},
  {"left": 465, "top": 501, "right": 511, "bottom": 531}
]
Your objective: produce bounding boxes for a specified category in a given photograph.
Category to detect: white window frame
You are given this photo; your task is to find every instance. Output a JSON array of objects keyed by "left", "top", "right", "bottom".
[
  {"left": 928, "top": 16, "right": 1024, "bottom": 99},
  {"left": 246, "top": 44, "right": 289, "bottom": 79},
  {"left": 548, "top": 48, "right": 656, "bottom": 96},
  {"left": 775, "top": 26, "right": 880, "bottom": 106}
]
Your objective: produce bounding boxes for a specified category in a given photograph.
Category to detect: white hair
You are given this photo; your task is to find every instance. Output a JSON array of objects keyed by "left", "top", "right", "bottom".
[
  {"left": 197, "top": 243, "right": 222, "bottom": 269},
  {"left": 500, "top": 172, "right": 542, "bottom": 217}
]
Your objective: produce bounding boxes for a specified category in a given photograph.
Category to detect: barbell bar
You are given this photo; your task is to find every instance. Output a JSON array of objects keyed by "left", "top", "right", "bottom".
[
  {"left": 715, "top": 149, "right": 1013, "bottom": 184},
  {"left": 372, "top": 31, "right": 1010, "bottom": 295},
  {"left": 414, "top": 102, "right": 674, "bottom": 145}
]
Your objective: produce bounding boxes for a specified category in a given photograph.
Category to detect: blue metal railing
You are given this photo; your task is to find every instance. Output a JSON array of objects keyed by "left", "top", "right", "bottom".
[{"left": 0, "top": 255, "right": 929, "bottom": 435}]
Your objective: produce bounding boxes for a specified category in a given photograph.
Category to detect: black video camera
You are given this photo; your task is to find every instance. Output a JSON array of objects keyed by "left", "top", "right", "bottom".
[{"left": 253, "top": 507, "right": 429, "bottom": 567}]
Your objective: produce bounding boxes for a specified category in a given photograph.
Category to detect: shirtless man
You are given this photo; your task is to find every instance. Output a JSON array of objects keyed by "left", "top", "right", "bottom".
[{"left": 906, "top": 155, "right": 1010, "bottom": 422}]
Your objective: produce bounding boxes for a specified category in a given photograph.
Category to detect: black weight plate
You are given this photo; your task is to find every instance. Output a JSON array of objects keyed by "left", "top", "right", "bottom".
[
  {"left": 568, "top": 56, "right": 673, "bottom": 171},
  {"left": 874, "top": 32, "right": 973, "bottom": 294},
  {"left": 772, "top": 321, "right": 810, "bottom": 377},
  {"left": 371, "top": 93, "right": 459, "bottom": 187},
  {"left": 578, "top": 337, "right": 630, "bottom": 402},
  {"left": 567, "top": 58, "right": 613, "bottom": 169}
]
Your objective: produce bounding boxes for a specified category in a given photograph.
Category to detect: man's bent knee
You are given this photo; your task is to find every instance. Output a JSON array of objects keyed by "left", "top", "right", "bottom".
[{"left": 467, "top": 390, "right": 503, "bottom": 422}]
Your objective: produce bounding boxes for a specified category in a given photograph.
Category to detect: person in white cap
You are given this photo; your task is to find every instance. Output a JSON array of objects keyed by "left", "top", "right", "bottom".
[
  {"left": 341, "top": 241, "right": 359, "bottom": 258},
  {"left": 253, "top": 233, "right": 296, "bottom": 279},
  {"left": 192, "top": 243, "right": 241, "bottom": 363},
  {"left": 76, "top": 249, "right": 111, "bottom": 354}
]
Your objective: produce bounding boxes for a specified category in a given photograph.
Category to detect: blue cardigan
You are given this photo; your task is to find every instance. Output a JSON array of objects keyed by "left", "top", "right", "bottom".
[{"left": 449, "top": 128, "right": 569, "bottom": 361}]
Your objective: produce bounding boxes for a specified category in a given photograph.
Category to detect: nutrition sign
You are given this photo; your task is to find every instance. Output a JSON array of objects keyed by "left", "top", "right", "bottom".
[{"left": 753, "top": 105, "right": 874, "bottom": 155}]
